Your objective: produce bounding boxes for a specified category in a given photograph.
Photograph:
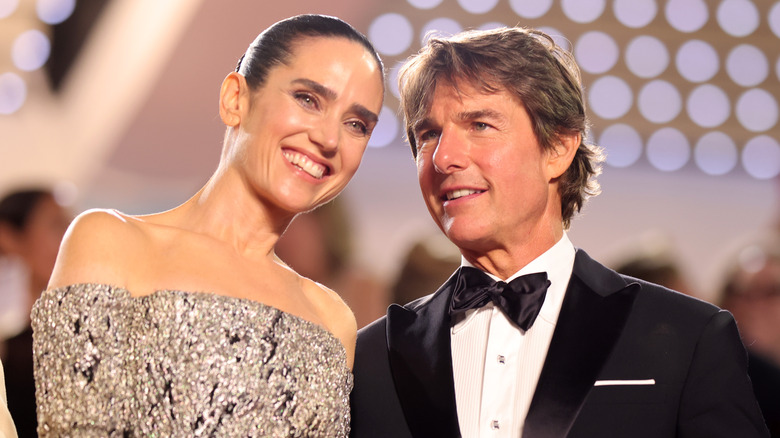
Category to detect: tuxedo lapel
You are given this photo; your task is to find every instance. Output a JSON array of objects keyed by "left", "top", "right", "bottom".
[
  {"left": 386, "top": 271, "right": 462, "bottom": 437},
  {"left": 524, "top": 250, "right": 640, "bottom": 438}
]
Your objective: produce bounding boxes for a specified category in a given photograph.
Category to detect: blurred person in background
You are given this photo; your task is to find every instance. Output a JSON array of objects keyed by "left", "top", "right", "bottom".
[
  {"left": 389, "top": 233, "right": 460, "bottom": 306},
  {"left": 719, "top": 235, "right": 780, "bottom": 437},
  {"left": 275, "top": 197, "right": 388, "bottom": 328},
  {"left": 33, "top": 14, "right": 384, "bottom": 437},
  {"left": 0, "top": 188, "right": 70, "bottom": 438}
]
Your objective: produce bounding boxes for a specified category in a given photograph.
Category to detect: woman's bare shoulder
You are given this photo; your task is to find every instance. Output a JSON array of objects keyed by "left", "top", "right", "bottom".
[
  {"left": 47, "top": 208, "right": 148, "bottom": 289},
  {"left": 304, "top": 279, "right": 358, "bottom": 368}
]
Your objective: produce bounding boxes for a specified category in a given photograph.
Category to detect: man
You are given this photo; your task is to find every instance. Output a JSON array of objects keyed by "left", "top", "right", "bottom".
[{"left": 350, "top": 27, "right": 768, "bottom": 437}]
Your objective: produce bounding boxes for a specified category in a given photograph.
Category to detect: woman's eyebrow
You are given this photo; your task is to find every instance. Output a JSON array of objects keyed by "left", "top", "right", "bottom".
[{"left": 292, "top": 78, "right": 378, "bottom": 124}]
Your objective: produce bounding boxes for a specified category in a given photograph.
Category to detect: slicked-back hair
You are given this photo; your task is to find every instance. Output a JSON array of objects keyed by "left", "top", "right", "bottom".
[
  {"left": 236, "top": 14, "right": 384, "bottom": 91},
  {"left": 398, "top": 27, "right": 603, "bottom": 228}
]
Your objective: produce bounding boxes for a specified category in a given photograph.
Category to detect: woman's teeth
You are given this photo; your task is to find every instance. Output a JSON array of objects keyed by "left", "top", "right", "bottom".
[{"left": 283, "top": 151, "right": 326, "bottom": 179}]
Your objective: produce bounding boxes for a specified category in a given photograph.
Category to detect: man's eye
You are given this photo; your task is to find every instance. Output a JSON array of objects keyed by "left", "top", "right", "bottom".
[
  {"left": 418, "top": 130, "right": 440, "bottom": 142},
  {"left": 475, "top": 122, "right": 489, "bottom": 131}
]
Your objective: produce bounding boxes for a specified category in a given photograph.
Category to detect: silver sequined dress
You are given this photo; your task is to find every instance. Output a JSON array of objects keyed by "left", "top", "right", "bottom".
[{"left": 31, "top": 283, "right": 353, "bottom": 437}]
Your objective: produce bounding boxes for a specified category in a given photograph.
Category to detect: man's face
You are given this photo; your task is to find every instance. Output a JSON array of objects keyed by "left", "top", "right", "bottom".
[{"left": 413, "top": 80, "right": 565, "bottom": 258}]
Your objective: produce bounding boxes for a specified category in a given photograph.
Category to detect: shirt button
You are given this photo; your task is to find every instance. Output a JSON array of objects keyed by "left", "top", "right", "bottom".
[
  {"left": 491, "top": 420, "right": 500, "bottom": 430},
  {"left": 497, "top": 355, "right": 506, "bottom": 364}
]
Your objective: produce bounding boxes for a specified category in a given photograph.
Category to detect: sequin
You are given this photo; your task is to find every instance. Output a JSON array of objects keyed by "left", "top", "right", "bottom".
[{"left": 32, "top": 284, "right": 352, "bottom": 437}]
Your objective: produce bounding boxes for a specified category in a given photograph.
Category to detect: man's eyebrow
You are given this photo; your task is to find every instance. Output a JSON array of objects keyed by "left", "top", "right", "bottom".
[
  {"left": 291, "top": 78, "right": 378, "bottom": 124},
  {"left": 457, "top": 108, "right": 504, "bottom": 122}
]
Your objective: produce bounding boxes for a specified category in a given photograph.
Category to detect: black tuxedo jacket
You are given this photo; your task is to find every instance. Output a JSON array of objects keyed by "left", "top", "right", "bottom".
[{"left": 350, "top": 249, "right": 769, "bottom": 437}]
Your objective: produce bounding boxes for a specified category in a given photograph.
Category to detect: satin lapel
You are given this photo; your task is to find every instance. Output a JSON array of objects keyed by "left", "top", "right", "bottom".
[
  {"left": 524, "top": 250, "right": 640, "bottom": 438},
  {"left": 386, "top": 271, "right": 461, "bottom": 438}
]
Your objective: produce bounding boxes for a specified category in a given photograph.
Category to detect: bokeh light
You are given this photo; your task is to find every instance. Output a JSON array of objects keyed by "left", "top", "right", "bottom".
[
  {"left": 717, "top": 0, "right": 760, "bottom": 37},
  {"left": 588, "top": 76, "right": 634, "bottom": 119},
  {"left": 625, "top": 36, "right": 668, "bottom": 78},
  {"left": 600, "top": 124, "right": 643, "bottom": 168},
  {"left": 646, "top": 127, "right": 691, "bottom": 171},
  {"left": 694, "top": 131, "right": 738, "bottom": 175},
  {"left": 613, "top": 0, "right": 657, "bottom": 28},
  {"left": 369, "top": 13, "right": 414, "bottom": 56},
  {"left": 0, "top": 72, "right": 27, "bottom": 115},
  {"left": 742, "top": 135, "right": 780, "bottom": 179}
]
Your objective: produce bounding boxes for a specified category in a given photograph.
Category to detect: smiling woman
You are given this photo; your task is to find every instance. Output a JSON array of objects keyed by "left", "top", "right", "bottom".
[{"left": 30, "top": 14, "right": 384, "bottom": 438}]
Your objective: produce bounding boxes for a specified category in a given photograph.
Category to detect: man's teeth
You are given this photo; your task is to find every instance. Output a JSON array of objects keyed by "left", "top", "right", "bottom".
[
  {"left": 283, "top": 151, "right": 326, "bottom": 179},
  {"left": 446, "top": 189, "right": 481, "bottom": 200}
]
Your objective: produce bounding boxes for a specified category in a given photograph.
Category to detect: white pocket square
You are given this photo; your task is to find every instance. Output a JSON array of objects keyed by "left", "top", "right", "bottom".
[{"left": 594, "top": 379, "right": 656, "bottom": 386}]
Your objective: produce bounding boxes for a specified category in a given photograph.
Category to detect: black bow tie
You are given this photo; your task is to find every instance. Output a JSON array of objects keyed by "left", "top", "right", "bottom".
[{"left": 449, "top": 266, "right": 551, "bottom": 331}]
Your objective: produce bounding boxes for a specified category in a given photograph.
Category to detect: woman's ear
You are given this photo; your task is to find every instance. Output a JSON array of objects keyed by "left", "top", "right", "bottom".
[
  {"left": 219, "top": 72, "right": 246, "bottom": 127},
  {"left": 546, "top": 132, "right": 580, "bottom": 179}
]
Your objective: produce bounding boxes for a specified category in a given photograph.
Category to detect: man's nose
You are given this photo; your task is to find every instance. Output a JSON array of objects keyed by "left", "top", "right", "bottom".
[{"left": 432, "top": 129, "right": 468, "bottom": 174}]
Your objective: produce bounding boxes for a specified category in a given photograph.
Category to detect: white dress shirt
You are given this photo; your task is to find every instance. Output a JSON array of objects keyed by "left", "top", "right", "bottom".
[{"left": 451, "top": 234, "right": 575, "bottom": 438}]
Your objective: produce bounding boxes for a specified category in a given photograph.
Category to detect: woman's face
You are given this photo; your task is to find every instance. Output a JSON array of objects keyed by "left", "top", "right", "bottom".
[{"left": 229, "top": 36, "right": 384, "bottom": 215}]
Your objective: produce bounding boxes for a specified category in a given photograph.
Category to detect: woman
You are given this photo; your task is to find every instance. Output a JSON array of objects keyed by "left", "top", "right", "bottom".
[
  {"left": 0, "top": 188, "right": 70, "bottom": 437},
  {"left": 32, "top": 14, "right": 384, "bottom": 437}
]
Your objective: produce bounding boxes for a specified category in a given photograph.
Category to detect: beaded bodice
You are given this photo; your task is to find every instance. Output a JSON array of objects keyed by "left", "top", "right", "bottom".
[{"left": 32, "top": 283, "right": 352, "bottom": 437}]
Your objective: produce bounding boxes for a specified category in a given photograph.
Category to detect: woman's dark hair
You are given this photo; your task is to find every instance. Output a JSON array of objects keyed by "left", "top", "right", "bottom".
[
  {"left": 236, "top": 14, "right": 384, "bottom": 90},
  {"left": 0, "top": 189, "right": 51, "bottom": 231}
]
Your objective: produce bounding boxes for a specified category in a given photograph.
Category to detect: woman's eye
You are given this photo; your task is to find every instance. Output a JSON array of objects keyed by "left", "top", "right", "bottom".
[
  {"left": 347, "top": 120, "right": 368, "bottom": 136},
  {"left": 294, "top": 92, "right": 319, "bottom": 109}
]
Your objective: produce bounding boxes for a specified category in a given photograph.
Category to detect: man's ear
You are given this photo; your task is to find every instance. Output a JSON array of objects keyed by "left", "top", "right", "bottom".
[
  {"left": 546, "top": 132, "right": 580, "bottom": 180},
  {"left": 219, "top": 72, "right": 246, "bottom": 128}
]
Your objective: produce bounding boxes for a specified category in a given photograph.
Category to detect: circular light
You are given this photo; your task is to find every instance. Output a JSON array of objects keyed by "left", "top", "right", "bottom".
[
  {"left": 407, "top": 0, "right": 443, "bottom": 9},
  {"left": 562, "top": 0, "right": 606, "bottom": 23},
  {"left": 614, "top": 0, "right": 657, "bottom": 28},
  {"left": 368, "top": 106, "right": 400, "bottom": 148},
  {"left": 742, "top": 135, "right": 780, "bottom": 179},
  {"left": 694, "top": 131, "right": 738, "bottom": 175},
  {"left": 600, "top": 124, "right": 643, "bottom": 168},
  {"left": 458, "top": 0, "right": 499, "bottom": 14},
  {"left": 770, "top": 2, "right": 780, "bottom": 38},
  {"left": 687, "top": 84, "right": 731, "bottom": 128},
  {"left": 537, "top": 26, "right": 571, "bottom": 51},
  {"left": 369, "top": 14, "right": 414, "bottom": 56},
  {"left": 646, "top": 127, "right": 690, "bottom": 171},
  {"left": 638, "top": 80, "right": 682, "bottom": 123},
  {"left": 665, "top": 0, "right": 709, "bottom": 33},
  {"left": 0, "top": 0, "right": 19, "bottom": 19},
  {"left": 36, "top": 0, "right": 75, "bottom": 25},
  {"left": 736, "top": 88, "right": 779, "bottom": 132},
  {"left": 717, "top": 0, "right": 760, "bottom": 37},
  {"left": 726, "top": 45, "right": 769, "bottom": 87},
  {"left": 777, "top": 55, "right": 780, "bottom": 82},
  {"left": 625, "top": 36, "right": 669, "bottom": 78},
  {"left": 575, "top": 31, "right": 619, "bottom": 74},
  {"left": 12, "top": 29, "right": 51, "bottom": 72},
  {"left": 0, "top": 72, "right": 27, "bottom": 115},
  {"left": 420, "top": 18, "right": 463, "bottom": 45},
  {"left": 509, "top": 0, "right": 553, "bottom": 18},
  {"left": 588, "top": 76, "right": 634, "bottom": 119},
  {"left": 676, "top": 40, "right": 719, "bottom": 83},
  {"left": 478, "top": 22, "right": 507, "bottom": 31}
]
